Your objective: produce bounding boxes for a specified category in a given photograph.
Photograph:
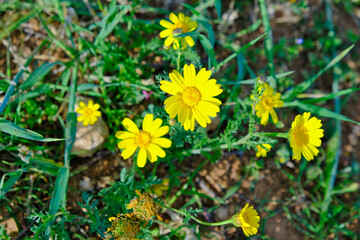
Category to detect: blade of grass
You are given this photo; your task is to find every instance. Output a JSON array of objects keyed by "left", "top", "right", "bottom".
[
  {"left": 199, "top": 33, "right": 217, "bottom": 69},
  {"left": 283, "top": 44, "right": 354, "bottom": 100},
  {"left": 319, "top": 2, "right": 342, "bottom": 238},
  {"left": 301, "top": 87, "right": 360, "bottom": 104},
  {"left": 0, "top": 39, "right": 49, "bottom": 115},
  {"left": 259, "top": 0, "right": 275, "bottom": 76},
  {"left": 0, "top": 169, "right": 23, "bottom": 200},
  {"left": 283, "top": 101, "right": 360, "bottom": 125},
  {"left": 214, "top": 33, "right": 267, "bottom": 73},
  {"left": 0, "top": 118, "right": 64, "bottom": 142}
]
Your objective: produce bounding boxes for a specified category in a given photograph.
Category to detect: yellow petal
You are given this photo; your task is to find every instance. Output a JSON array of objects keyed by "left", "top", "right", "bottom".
[
  {"left": 152, "top": 138, "right": 172, "bottom": 148},
  {"left": 169, "top": 12, "right": 179, "bottom": 24},
  {"left": 160, "top": 29, "right": 173, "bottom": 38},
  {"left": 137, "top": 148, "right": 147, "bottom": 167},
  {"left": 147, "top": 143, "right": 166, "bottom": 158},
  {"left": 149, "top": 118, "right": 163, "bottom": 135},
  {"left": 183, "top": 64, "right": 196, "bottom": 87},
  {"left": 164, "top": 36, "right": 175, "bottom": 46},
  {"left": 122, "top": 118, "right": 139, "bottom": 134},
  {"left": 115, "top": 131, "right": 136, "bottom": 140},
  {"left": 270, "top": 109, "right": 278, "bottom": 124},
  {"left": 117, "top": 138, "right": 136, "bottom": 149},
  {"left": 146, "top": 148, "right": 158, "bottom": 163},
  {"left": 160, "top": 81, "right": 183, "bottom": 95},
  {"left": 159, "top": 19, "right": 173, "bottom": 28},
  {"left": 121, "top": 144, "right": 138, "bottom": 159},
  {"left": 178, "top": 13, "right": 185, "bottom": 22},
  {"left": 153, "top": 126, "right": 169, "bottom": 138},
  {"left": 260, "top": 111, "right": 269, "bottom": 125},
  {"left": 185, "top": 36, "right": 195, "bottom": 47},
  {"left": 142, "top": 114, "right": 154, "bottom": 132}
]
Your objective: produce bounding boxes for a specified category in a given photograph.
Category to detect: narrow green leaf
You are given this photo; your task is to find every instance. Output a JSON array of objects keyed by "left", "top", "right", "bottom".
[
  {"left": 259, "top": 0, "right": 274, "bottom": 75},
  {"left": 215, "top": 0, "right": 221, "bottom": 20},
  {"left": 214, "top": 33, "right": 267, "bottom": 72},
  {"left": 219, "top": 71, "right": 294, "bottom": 85},
  {"left": 199, "top": 34, "right": 217, "bottom": 69},
  {"left": 198, "top": 19, "right": 215, "bottom": 47},
  {"left": 29, "top": 157, "right": 63, "bottom": 176},
  {"left": 18, "top": 62, "right": 59, "bottom": 92},
  {"left": 286, "top": 101, "right": 360, "bottom": 125},
  {"left": 0, "top": 118, "right": 64, "bottom": 142},
  {"left": 49, "top": 167, "right": 69, "bottom": 215},
  {"left": 64, "top": 112, "right": 77, "bottom": 167},
  {"left": 0, "top": 169, "right": 23, "bottom": 200},
  {"left": 0, "top": 8, "right": 41, "bottom": 41},
  {"left": 283, "top": 45, "right": 354, "bottom": 100},
  {"left": 302, "top": 87, "right": 360, "bottom": 104}
]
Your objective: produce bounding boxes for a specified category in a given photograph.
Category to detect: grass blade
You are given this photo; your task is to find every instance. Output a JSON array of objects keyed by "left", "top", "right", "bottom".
[
  {"left": 199, "top": 33, "right": 217, "bottom": 69},
  {"left": 283, "top": 101, "right": 360, "bottom": 125},
  {"left": 0, "top": 169, "right": 23, "bottom": 200},
  {"left": 301, "top": 87, "right": 360, "bottom": 104},
  {"left": 214, "top": 33, "right": 267, "bottom": 72},
  {"left": 0, "top": 118, "right": 64, "bottom": 142},
  {"left": 49, "top": 167, "right": 69, "bottom": 215},
  {"left": 283, "top": 44, "right": 354, "bottom": 100},
  {"left": 17, "top": 62, "right": 60, "bottom": 92},
  {"left": 259, "top": 0, "right": 274, "bottom": 76}
]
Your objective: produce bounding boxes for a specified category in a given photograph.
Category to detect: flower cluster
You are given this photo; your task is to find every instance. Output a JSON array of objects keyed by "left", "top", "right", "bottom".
[
  {"left": 76, "top": 100, "right": 101, "bottom": 126},
  {"left": 127, "top": 190, "right": 162, "bottom": 223}
]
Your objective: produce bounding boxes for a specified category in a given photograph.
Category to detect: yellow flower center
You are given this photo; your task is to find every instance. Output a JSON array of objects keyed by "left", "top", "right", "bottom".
[
  {"left": 182, "top": 87, "right": 201, "bottom": 107},
  {"left": 135, "top": 131, "right": 151, "bottom": 148},
  {"left": 261, "top": 95, "right": 274, "bottom": 109},
  {"left": 293, "top": 125, "right": 309, "bottom": 146},
  {"left": 85, "top": 108, "right": 94, "bottom": 116}
]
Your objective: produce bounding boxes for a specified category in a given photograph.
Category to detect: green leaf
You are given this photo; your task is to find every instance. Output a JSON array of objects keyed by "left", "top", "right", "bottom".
[
  {"left": 0, "top": 169, "right": 23, "bottom": 200},
  {"left": 284, "top": 101, "right": 360, "bottom": 125},
  {"left": 214, "top": 33, "right": 267, "bottom": 72},
  {"left": 301, "top": 87, "right": 360, "bottom": 104},
  {"left": 283, "top": 45, "right": 354, "bottom": 100},
  {"left": 29, "top": 157, "right": 63, "bottom": 176},
  {"left": 199, "top": 34, "right": 217, "bottom": 69},
  {"left": 0, "top": 118, "right": 64, "bottom": 142},
  {"left": 215, "top": 0, "right": 221, "bottom": 20},
  {"left": 18, "top": 62, "right": 60, "bottom": 92},
  {"left": 259, "top": 0, "right": 274, "bottom": 75},
  {"left": 64, "top": 112, "right": 77, "bottom": 167},
  {"left": 49, "top": 167, "right": 69, "bottom": 215},
  {"left": 219, "top": 71, "right": 294, "bottom": 85}
]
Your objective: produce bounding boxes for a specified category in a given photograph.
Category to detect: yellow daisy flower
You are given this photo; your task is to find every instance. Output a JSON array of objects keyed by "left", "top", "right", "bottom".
[
  {"left": 160, "top": 64, "right": 222, "bottom": 131},
  {"left": 127, "top": 190, "right": 163, "bottom": 222},
  {"left": 255, "top": 84, "right": 284, "bottom": 125},
  {"left": 289, "top": 112, "right": 324, "bottom": 161},
  {"left": 232, "top": 203, "right": 260, "bottom": 237},
  {"left": 159, "top": 12, "right": 197, "bottom": 49},
  {"left": 115, "top": 114, "right": 172, "bottom": 168},
  {"left": 256, "top": 144, "right": 272, "bottom": 158},
  {"left": 76, "top": 100, "right": 101, "bottom": 126}
]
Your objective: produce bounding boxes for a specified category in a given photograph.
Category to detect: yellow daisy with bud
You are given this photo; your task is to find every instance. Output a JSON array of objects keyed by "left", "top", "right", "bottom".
[
  {"left": 256, "top": 144, "right": 272, "bottom": 158},
  {"left": 255, "top": 84, "right": 284, "bottom": 125},
  {"left": 160, "top": 64, "right": 222, "bottom": 131},
  {"left": 159, "top": 12, "right": 197, "bottom": 49},
  {"left": 76, "top": 100, "right": 101, "bottom": 126},
  {"left": 232, "top": 203, "right": 260, "bottom": 237},
  {"left": 289, "top": 112, "right": 324, "bottom": 161},
  {"left": 115, "top": 114, "right": 172, "bottom": 168}
]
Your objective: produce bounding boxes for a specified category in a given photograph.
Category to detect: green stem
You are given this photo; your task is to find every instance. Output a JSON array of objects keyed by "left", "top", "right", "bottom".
[
  {"left": 177, "top": 49, "right": 181, "bottom": 71},
  {"left": 165, "top": 206, "right": 233, "bottom": 226},
  {"left": 263, "top": 132, "right": 288, "bottom": 139}
]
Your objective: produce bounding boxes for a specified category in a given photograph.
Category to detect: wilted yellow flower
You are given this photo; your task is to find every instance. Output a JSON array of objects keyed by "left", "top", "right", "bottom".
[
  {"left": 115, "top": 114, "right": 172, "bottom": 168},
  {"left": 232, "top": 203, "right": 260, "bottom": 237},
  {"left": 159, "top": 12, "right": 197, "bottom": 49},
  {"left": 160, "top": 64, "right": 222, "bottom": 131},
  {"left": 256, "top": 144, "right": 272, "bottom": 157},
  {"left": 289, "top": 112, "right": 324, "bottom": 161},
  {"left": 254, "top": 84, "right": 283, "bottom": 125},
  {"left": 127, "top": 190, "right": 162, "bottom": 223},
  {"left": 107, "top": 213, "right": 140, "bottom": 240},
  {"left": 76, "top": 100, "right": 101, "bottom": 126},
  {"left": 151, "top": 178, "right": 170, "bottom": 196}
]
